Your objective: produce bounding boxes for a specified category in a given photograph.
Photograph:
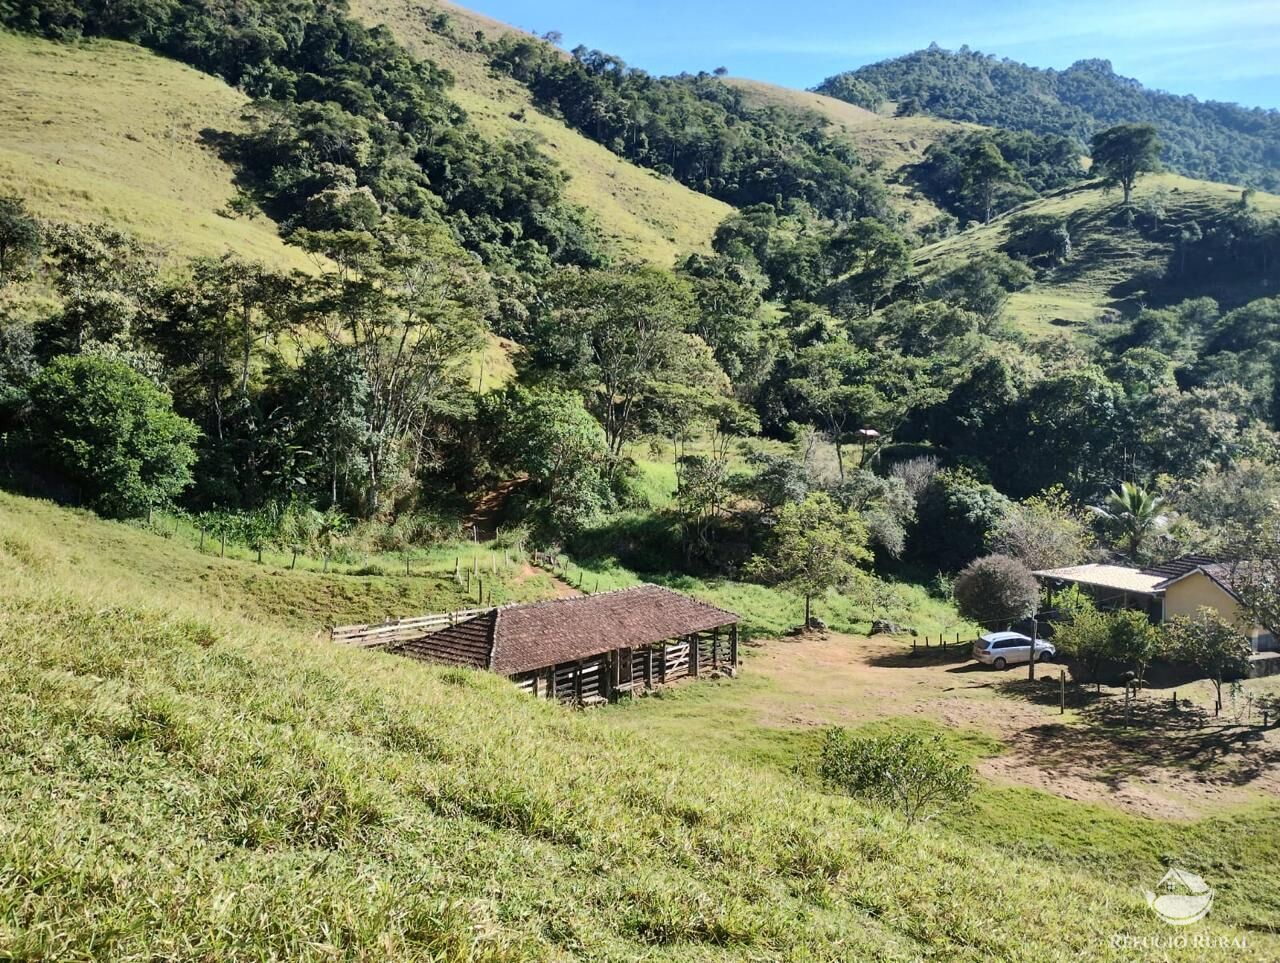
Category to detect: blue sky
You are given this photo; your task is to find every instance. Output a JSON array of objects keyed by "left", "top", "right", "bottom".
[{"left": 466, "top": 0, "right": 1280, "bottom": 108}]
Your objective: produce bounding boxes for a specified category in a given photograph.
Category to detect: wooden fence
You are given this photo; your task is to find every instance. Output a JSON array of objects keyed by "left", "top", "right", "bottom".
[
  {"left": 909, "top": 633, "right": 976, "bottom": 656},
  {"left": 330, "top": 608, "right": 492, "bottom": 648}
]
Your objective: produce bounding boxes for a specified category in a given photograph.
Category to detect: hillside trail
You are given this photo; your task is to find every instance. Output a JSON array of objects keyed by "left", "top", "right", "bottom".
[
  {"left": 466, "top": 477, "right": 581, "bottom": 599},
  {"left": 465, "top": 477, "right": 528, "bottom": 541}
]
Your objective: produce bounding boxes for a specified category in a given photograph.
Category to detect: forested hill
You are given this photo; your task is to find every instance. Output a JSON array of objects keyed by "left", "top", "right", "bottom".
[{"left": 818, "top": 46, "right": 1280, "bottom": 191}]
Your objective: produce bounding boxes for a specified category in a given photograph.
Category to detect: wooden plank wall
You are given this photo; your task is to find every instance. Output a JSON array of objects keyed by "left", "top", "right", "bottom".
[
  {"left": 508, "top": 627, "right": 739, "bottom": 705},
  {"left": 330, "top": 608, "right": 492, "bottom": 648}
]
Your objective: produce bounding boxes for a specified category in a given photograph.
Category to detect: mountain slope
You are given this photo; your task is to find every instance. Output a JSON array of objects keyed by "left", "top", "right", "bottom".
[
  {"left": 819, "top": 46, "right": 1280, "bottom": 191},
  {"left": 721, "top": 76, "right": 970, "bottom": 228},
  {"left": 0, "top": 31, "right": 311, "bottom": 271},
  {"left": 348, "top": 0, "right": 732, "bottom": 266},
  {"left": 2, "top": 491, "right": 1272, "bottom": 959},
  {"left": 916, "top": 172, "right": 1280, "bottom": 337}
]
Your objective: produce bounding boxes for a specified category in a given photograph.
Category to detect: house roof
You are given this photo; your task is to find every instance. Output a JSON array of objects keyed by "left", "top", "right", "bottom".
[
  {"left": 393, "top": 585, "right": 739, "bottom": 676},
  {"left": 1153, "top": 561, "right": 1247, "bottom": 601},
  {"left": 1140, "top": 554, "right": 1220, "bottom": 581},
  {"left": 1033, "top": 563, "right": 1166, "bottom": 596}
]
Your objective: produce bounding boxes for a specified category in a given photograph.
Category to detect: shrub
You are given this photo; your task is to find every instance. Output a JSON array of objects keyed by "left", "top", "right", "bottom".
[
  {"left": 27, "top": 354, "right": 198, "bottom": 518},
  {"left": 1165, "top": 609, "right": 1254, "bottom": 706},
  {"left": 818, "top": 729, "right": 974, "bottom": 825},
  {"left": 953, "top": 554, "right": 1039, "bottom": 628}
]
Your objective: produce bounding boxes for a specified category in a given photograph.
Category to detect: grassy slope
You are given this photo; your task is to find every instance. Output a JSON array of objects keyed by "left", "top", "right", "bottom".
[
  {"left": 0, "top": 495, "right": 566, "bottom": 633},
  {"left": 0, "top": 31, "right": 311, "bottom": 272},
  {"left": 349, "top": 0, "right": 732, "bottom": 267},
  {"left": 1, "top": 491, "right": 1272, "bottom": 960},
  {"left": 611, "top": 659, "right": 1280, "bottom": 933},
  {"left": 720, "top": 77, "right": 968, "bottom": 229},
  {"left": 916, "top": 173, "right": 1280, "bottom": 338}
]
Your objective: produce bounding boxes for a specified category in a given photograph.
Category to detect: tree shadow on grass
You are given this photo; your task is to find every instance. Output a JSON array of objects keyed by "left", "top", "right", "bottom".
[
  {"left": 992, "top": 677, "right": 1280, "bottom": 790},
  {"left": 866, "top": 647, "right": 975, "bottom": 670}
]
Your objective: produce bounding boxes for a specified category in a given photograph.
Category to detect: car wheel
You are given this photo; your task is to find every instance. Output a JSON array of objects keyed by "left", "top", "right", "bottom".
[
  {"left": 1038, "top": 651, "right": 1051, "bottom": 663},
  {"left": 993, "top": 657, "right": 1006, "bottom": 670}
]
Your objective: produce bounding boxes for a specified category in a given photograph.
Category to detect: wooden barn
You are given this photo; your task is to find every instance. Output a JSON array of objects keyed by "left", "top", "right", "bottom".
[{"left": 391, "top": 585, "right": 740, "bottom": 704}]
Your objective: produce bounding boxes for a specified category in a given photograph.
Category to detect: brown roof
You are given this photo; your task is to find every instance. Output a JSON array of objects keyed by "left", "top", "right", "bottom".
[
  {"left": 1153, "top": 560, "right": 1250, "bottom": 601},
  {"left": 394, "top": 585, "right": 739, "bottom": 675},
  {"left": 1140, "top": 554, "right": 1220, "bottom": 580}
]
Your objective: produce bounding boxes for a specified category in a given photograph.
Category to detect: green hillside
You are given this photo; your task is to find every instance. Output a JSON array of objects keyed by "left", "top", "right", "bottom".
[
  {"left": 0, "top": 31, "right": 311, "bottom": 271},
  {"left": 2, "top": 491, "right": 1273, "bottom": 960},
  {"left": 348, "top": 0, "right": 732, "bottom": 266},
  {"left": 820, "top": 46, "right": 1280, "bottom": 191},
  {"left": 7, "top": 0, "right": 1280, "bottom": 956},
  {"left": 720, "top": 76, "right": 968, "bottom": 229},
  {"left": 915, "top": 172, "right": 1280, "bottom": 337}
]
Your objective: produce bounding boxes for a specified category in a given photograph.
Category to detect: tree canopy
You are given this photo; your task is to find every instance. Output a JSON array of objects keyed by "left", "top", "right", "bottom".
[{"left": 27, "top": 353, "right": 199, "bottom": 517}]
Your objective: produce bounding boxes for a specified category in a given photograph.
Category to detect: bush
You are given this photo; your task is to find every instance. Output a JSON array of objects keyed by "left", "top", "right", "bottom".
[
  {"left": 27, "top": 354, "right": 198, "bottom": 518},
  {"left": 818, "top": 729, "right": 974, "bottom": 825},
  {"left": 953, "top": 554, "right": 1039, "bottom": 628},
  {"left": 910, "top": 468, "right": 1011, "bottom": 571},
  {"left": 1165, "top": 609, "right": 1254, "bottom": 705}
]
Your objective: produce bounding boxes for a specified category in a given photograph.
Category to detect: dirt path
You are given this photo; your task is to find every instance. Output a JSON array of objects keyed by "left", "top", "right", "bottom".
[
  {"left": 466, "top": 477, "right": 528, "bottom": 541},
  {"left": 512, "top": 562, "right": 580, "bottom": 599},
  {"left": 745, "top": 632, "right": 1280, "bottom": 819}
]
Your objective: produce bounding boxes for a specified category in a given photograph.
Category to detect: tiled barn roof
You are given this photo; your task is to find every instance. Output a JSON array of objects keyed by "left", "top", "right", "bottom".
[{"left": 394, "top": 584, "right": 739, "bottom": 675}]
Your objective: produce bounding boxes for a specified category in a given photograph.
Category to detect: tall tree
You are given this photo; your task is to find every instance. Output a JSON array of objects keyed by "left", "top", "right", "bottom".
[
  {"left": 298, "top": 218, "right": 490, "bottom": 514},
  {"left": 0, "top": 194, "right": 40, "bottom": 283},
  {"left": 744, "top": 492, "right": 870, "bottom": 627},
  {"left": 534, "top": 265, "right": 717, "bottom": 458},
  {"left": 963, "top": 137, "right": 1020, "bottom": 224},
  {"left": 1090, "top": 124, "right": 1161, "bottom": 207},
  {"left": 150, "top": 255, "right": 292, "bottom": 443}
]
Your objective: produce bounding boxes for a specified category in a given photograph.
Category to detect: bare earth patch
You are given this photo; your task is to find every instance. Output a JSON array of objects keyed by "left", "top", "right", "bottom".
[{"left": 743, "top": 632, "right": 1280, "bottom": 819}]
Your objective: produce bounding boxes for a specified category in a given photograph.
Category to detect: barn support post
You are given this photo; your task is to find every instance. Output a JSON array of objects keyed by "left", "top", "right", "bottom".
[
  {"left": 712, "top": 629, "right": 720, "bottom": 671},
  {"left": 546, "top": 667, "right": 555, "bottom": 700},
  {"left": 645, "top": 646, "right": 653, "bottom": 689},
  {"left": 690, "top": 634, "right": 699, "bottom": 678},
  {"left": 659, "top": 643, "right": 667, "bottom": 685},
  {"left": 574, "top": 660, "right": 584, "bottom": 704},
  {"left": 729, "top": 623, "right": 738, "bottom": 675}
]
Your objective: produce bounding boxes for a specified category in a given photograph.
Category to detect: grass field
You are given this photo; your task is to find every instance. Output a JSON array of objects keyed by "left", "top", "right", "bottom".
[
  {"left": 611, "top": 632, "right": 1280, "bottom": 933},
  {"left": 0, "top": 31, "right": 311, "bottom": 271},
  {"left": 916, "top": 173, "right": 1280, "bottom": 339},
  {"left": 1, "top": 494, "right": 562, "bottom": 633},
  {"left": 349, "top": 0, "right": 732, "bottom": 267},
  {"left": 2, "top": 491, "right": 1274, "bottom": 959}
]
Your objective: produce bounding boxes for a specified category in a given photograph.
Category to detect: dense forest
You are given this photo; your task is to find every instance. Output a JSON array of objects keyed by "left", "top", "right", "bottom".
[
  {"left": 3, "top": 0, "right": 1280, "bottom": 599},
  {"left": 912, "top": 128, "right": 1086, "bottom": 224},
  {"left": 486, "top": 35, "right": 893, "bottom": 220},
  {"left": 820, "top": 45, "right": 1280, "bottom": 192}
]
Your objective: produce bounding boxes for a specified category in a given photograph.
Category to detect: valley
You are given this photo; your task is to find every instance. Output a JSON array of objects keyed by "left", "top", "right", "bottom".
[{"left": 2, "top": 0, "right": 1280, "bottom": 957}]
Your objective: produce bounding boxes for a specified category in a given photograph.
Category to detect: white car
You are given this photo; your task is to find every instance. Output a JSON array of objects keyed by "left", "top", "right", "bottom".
[{"left": 973, "top": 631, "right": 1055, "bottom": 669}]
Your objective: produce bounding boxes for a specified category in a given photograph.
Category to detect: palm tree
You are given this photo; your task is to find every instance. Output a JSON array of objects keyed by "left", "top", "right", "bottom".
[{"left": 1091, "top": 482, "right": 1169, "bottom": 560}]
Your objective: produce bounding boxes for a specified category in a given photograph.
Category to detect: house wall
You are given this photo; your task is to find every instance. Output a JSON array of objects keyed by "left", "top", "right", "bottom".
[{"left": 1162, "top": 572, "right": 1276, "bottom": 652}]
